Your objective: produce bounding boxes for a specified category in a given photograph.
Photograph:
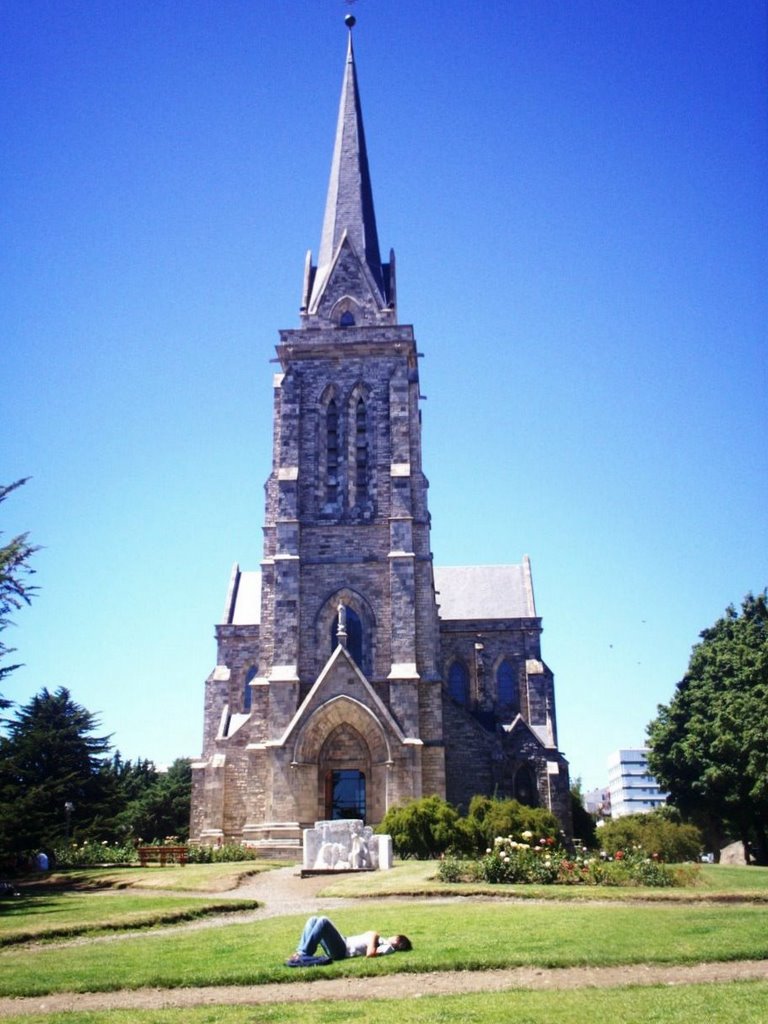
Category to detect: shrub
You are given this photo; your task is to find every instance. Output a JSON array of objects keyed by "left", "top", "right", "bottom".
[
  {"left": 53, "top": 841, "right": 136, "bottom": 867},
  {"left": 466, "top": 796, "right": 560, "bottom": 854},
  {"left": 435, "top": 856, "right": 460, "bottom": 883},
  {"left": 479, "top": 834, "right": 565, "bottom": 884},
  {"left": 376, "top": 796, "right": 473, "bottom": 859},
  {"left": 186, "top": 843, "right": 263, "bottom": 863},
  {"left": 590, "top": 848, "right": 679, "bottom": 887},
  {"left": 598, "top": 812, "right": 702, "bottom": 862}
]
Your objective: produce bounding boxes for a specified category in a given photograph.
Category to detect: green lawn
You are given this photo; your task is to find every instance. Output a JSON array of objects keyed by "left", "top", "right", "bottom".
[
  {"left": 1, "top": 900, "right": 766, "bottom": 997},
  {"left": 320, "top": 858, "right": 768, "bottom": 900},
  {"left": 2, "top": 982, "right": 768, "bottom": 1024},
  {"left": 22, "top": 860, "right": 278, "bottom": 893},
  {"left": 2, "top": 861, "right": 766, "bottom": 1024},
  {"left": 0, "top": 890, "right": 258, "bottom": 946},
  {"left": 699, "top": 863, "right": 768, "bottom": 892}
]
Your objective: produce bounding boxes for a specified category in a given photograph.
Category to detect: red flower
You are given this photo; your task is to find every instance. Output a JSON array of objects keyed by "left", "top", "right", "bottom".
[{"left": 614, "top": 850, "right": 625, "bottom": 860}]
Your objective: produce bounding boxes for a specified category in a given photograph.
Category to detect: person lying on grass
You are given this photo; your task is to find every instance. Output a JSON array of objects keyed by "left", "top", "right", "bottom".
[{"left": 286, "top": 915, "right": 412, "bottom": 966}]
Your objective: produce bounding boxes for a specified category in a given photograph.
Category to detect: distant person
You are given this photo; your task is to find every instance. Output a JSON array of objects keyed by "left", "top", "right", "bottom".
[{"left": 286, "top": 915, "right": 412, "bottom": 966}]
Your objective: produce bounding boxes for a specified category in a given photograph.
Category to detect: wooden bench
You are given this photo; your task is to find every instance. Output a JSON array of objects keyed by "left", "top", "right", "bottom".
[{"left": 137, "top": 845, "right": 188, "bottom": 867}]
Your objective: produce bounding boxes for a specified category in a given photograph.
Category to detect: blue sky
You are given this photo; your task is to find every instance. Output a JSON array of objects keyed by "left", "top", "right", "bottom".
[{"left": 2, "top": 1, "right": 766, "bottom": 793}]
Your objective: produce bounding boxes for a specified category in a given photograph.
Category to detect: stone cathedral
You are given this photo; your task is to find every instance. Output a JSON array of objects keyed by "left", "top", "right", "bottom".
[{"left": 190, "top": 26, "right": 572, "bottom": 850}]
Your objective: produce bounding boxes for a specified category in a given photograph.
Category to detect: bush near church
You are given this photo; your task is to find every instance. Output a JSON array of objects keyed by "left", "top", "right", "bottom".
[
  {"left": 377, "top": 795, "right": 562, "bottom": 860},
  {"left": 465, "top": 795, "right": 561, "bottom": 850},
  {"left": 598, "top": 810, "right": 702, "bottom": 864},
  {"left": 379, "top": 795, "right": 702, "bottom": 887},
  {"left": 376, "top": 796, "right": 471, "bottom": 859}
]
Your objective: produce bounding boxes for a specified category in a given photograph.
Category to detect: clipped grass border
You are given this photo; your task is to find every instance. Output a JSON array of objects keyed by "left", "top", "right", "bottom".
[
  {"left": 0, "top": 899, "right": 259, "bottom": 949},
  {"left": 316, "top": 858, "right": 768, "bottom": 903}
]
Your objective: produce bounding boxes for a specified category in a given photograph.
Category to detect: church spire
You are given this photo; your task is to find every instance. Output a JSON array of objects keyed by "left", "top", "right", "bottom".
[{"left": 304, "top": 17, "right": 394, "bottom": 323}]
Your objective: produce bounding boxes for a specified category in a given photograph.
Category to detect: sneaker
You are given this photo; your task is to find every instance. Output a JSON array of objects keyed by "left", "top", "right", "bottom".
[{"left": 284, "top": 953, "right": 332, "bottom": 967}]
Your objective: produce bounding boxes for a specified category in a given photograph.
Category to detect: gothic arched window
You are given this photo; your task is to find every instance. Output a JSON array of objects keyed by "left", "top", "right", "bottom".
[
  {"left": 354, "top": 397, "right": 368, "bottom": 502},
  {"left": 340, "top": 310, "right": 355, "bottom": 327},
  {"left": 243, "top": 666, "right": 257, "bottom": 713},
  {"left": 448, "top": 661, "right": 470, "bottom": 706},
  {"left": 497, "top": 659, "right": 519, "bottom": 713},
  {"left": 326, "top": 398, "right": 339, "bottom": 504}
]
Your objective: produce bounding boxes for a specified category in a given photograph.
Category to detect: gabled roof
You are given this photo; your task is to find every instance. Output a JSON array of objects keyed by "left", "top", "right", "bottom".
[
  {"left": 223, "top": 560, "right": 538, "bottom": 627},
  {"left": 434, "top": 558, "right": 537, "bottom": 621},
  {"left": 221, "top": 566, "right": 261, "bottom": 625}
]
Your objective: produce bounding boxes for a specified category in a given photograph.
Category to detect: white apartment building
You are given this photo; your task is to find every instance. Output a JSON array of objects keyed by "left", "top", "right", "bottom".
[{"left": 607, "top": 748, "right": 669, "bottom": 817}]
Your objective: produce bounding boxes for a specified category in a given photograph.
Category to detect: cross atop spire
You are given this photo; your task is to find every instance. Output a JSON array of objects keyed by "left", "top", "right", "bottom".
[{"left": 302, "top": 20, "right": 396, "bottom": 326}]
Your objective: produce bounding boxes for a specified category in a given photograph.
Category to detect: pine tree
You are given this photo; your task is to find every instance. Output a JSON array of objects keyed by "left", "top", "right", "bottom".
[
  {"left": 0, "top": 687, "right": 112, "bottom": 859},
  {"left": 0, "top": 479, "right": 40, "bottom": 709}
]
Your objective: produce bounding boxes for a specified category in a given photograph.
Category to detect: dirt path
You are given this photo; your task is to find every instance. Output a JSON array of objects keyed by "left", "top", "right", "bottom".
[
  {"left": 2, "top": 960, "right": 767, "bottom": 1016},
  {"left": 1, "top": 866, "right": 766, "bottom": 1016}
]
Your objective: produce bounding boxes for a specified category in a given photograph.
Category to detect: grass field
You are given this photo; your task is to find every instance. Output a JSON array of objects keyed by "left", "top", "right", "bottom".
[
  {"left": 2, "top": 896, "right": 766, "bottom": 995},
  {"left": 1, "top": 861, "right": 765, "bottom": 1024},
  {"left": 319, "top": 857, "right": 768, "bottom": 900},
  {"left": 0, "top": 891, "right": 258, "bottom": 946},
  {"left": 3, "top": 983, "right": 768, "bottom": 1024},
  {"left": 21, "top": 861, "right": 278, "bottom": 893}
]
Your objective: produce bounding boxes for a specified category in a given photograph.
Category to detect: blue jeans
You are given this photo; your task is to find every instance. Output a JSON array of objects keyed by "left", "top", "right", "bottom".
[{"left": 296, "top": 915, "right": 348, "bottom": 960}]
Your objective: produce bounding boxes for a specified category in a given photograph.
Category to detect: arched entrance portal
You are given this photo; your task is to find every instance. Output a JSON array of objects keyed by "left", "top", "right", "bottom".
[
  {"left": 291, "top": 694, "right": 397, "bottom": 826},
  {"left": 318, "top": 722, "right": 371, "bottom": 823}
]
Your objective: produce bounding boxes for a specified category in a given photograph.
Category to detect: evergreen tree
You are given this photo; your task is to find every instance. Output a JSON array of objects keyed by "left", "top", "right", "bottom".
[
  {"left": 647, "top": 592, "right": 768, "bottom": 864},
  {"left": 116, "top": 758, "right": 192, "bottom": 842},
  {"left": 0, "top": 480, "right": 40, "bottom": 709},
  {"left": 0, "top": 687, "right": 112, "bottom": 858}
]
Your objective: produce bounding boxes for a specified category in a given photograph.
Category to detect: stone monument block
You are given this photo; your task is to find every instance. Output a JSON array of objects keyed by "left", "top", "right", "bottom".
[{"left": 302, "top": 818, "right": 389, "bottom": 871}]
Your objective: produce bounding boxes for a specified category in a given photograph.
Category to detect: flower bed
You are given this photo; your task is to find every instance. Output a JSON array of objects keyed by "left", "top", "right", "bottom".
[
  {"left": 53, "top": 841, "right": 136, "bottom": 867},
  {"left": 438, "top": 831, "right": 694, "bottom": 887}
]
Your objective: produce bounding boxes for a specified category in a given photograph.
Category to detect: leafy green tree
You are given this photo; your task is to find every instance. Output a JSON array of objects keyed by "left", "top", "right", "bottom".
[
  {"left": 647, "top": 592, "right": 768, "bottom": 864},
  {"left": 0, "top": 480, "right": 40, "bottom": 709},
  {"left": 0, "top": 687, "right": 112, "bottom": 859},
  {"left": 597, "top": 811, "right": 702, "bottom": 862}
]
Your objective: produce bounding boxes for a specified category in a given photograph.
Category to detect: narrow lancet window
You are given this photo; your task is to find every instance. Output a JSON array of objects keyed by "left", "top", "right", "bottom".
[
  {"left": 326, "top": 399, "right": 339, "bottom": 503},
  {"left": 354, "top": 397, "right": 368, "bottom": 502},
  {"left": 497, "top": 660, "right": 519, "bottom": 713},
  {"left": 243, "top": 666, "right": 257, "bottom": 713},
  {"left": 448, "top": 661, "right": 470, "bottom": 706}
]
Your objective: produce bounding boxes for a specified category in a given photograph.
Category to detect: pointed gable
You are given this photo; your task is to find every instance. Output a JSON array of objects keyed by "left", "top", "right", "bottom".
[{"left": 310, "top": 234, "right": 389, "bottom": 323}]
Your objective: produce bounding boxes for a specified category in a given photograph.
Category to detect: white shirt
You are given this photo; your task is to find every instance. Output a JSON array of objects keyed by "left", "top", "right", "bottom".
[{"left": 344, "top": 933, "right": 395, "bottom": 958}]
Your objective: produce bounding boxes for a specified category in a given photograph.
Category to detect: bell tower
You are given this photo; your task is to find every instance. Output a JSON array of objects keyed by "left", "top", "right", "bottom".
[{"left": 213, "top": 18, "right": 447, "bottom": 846}]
